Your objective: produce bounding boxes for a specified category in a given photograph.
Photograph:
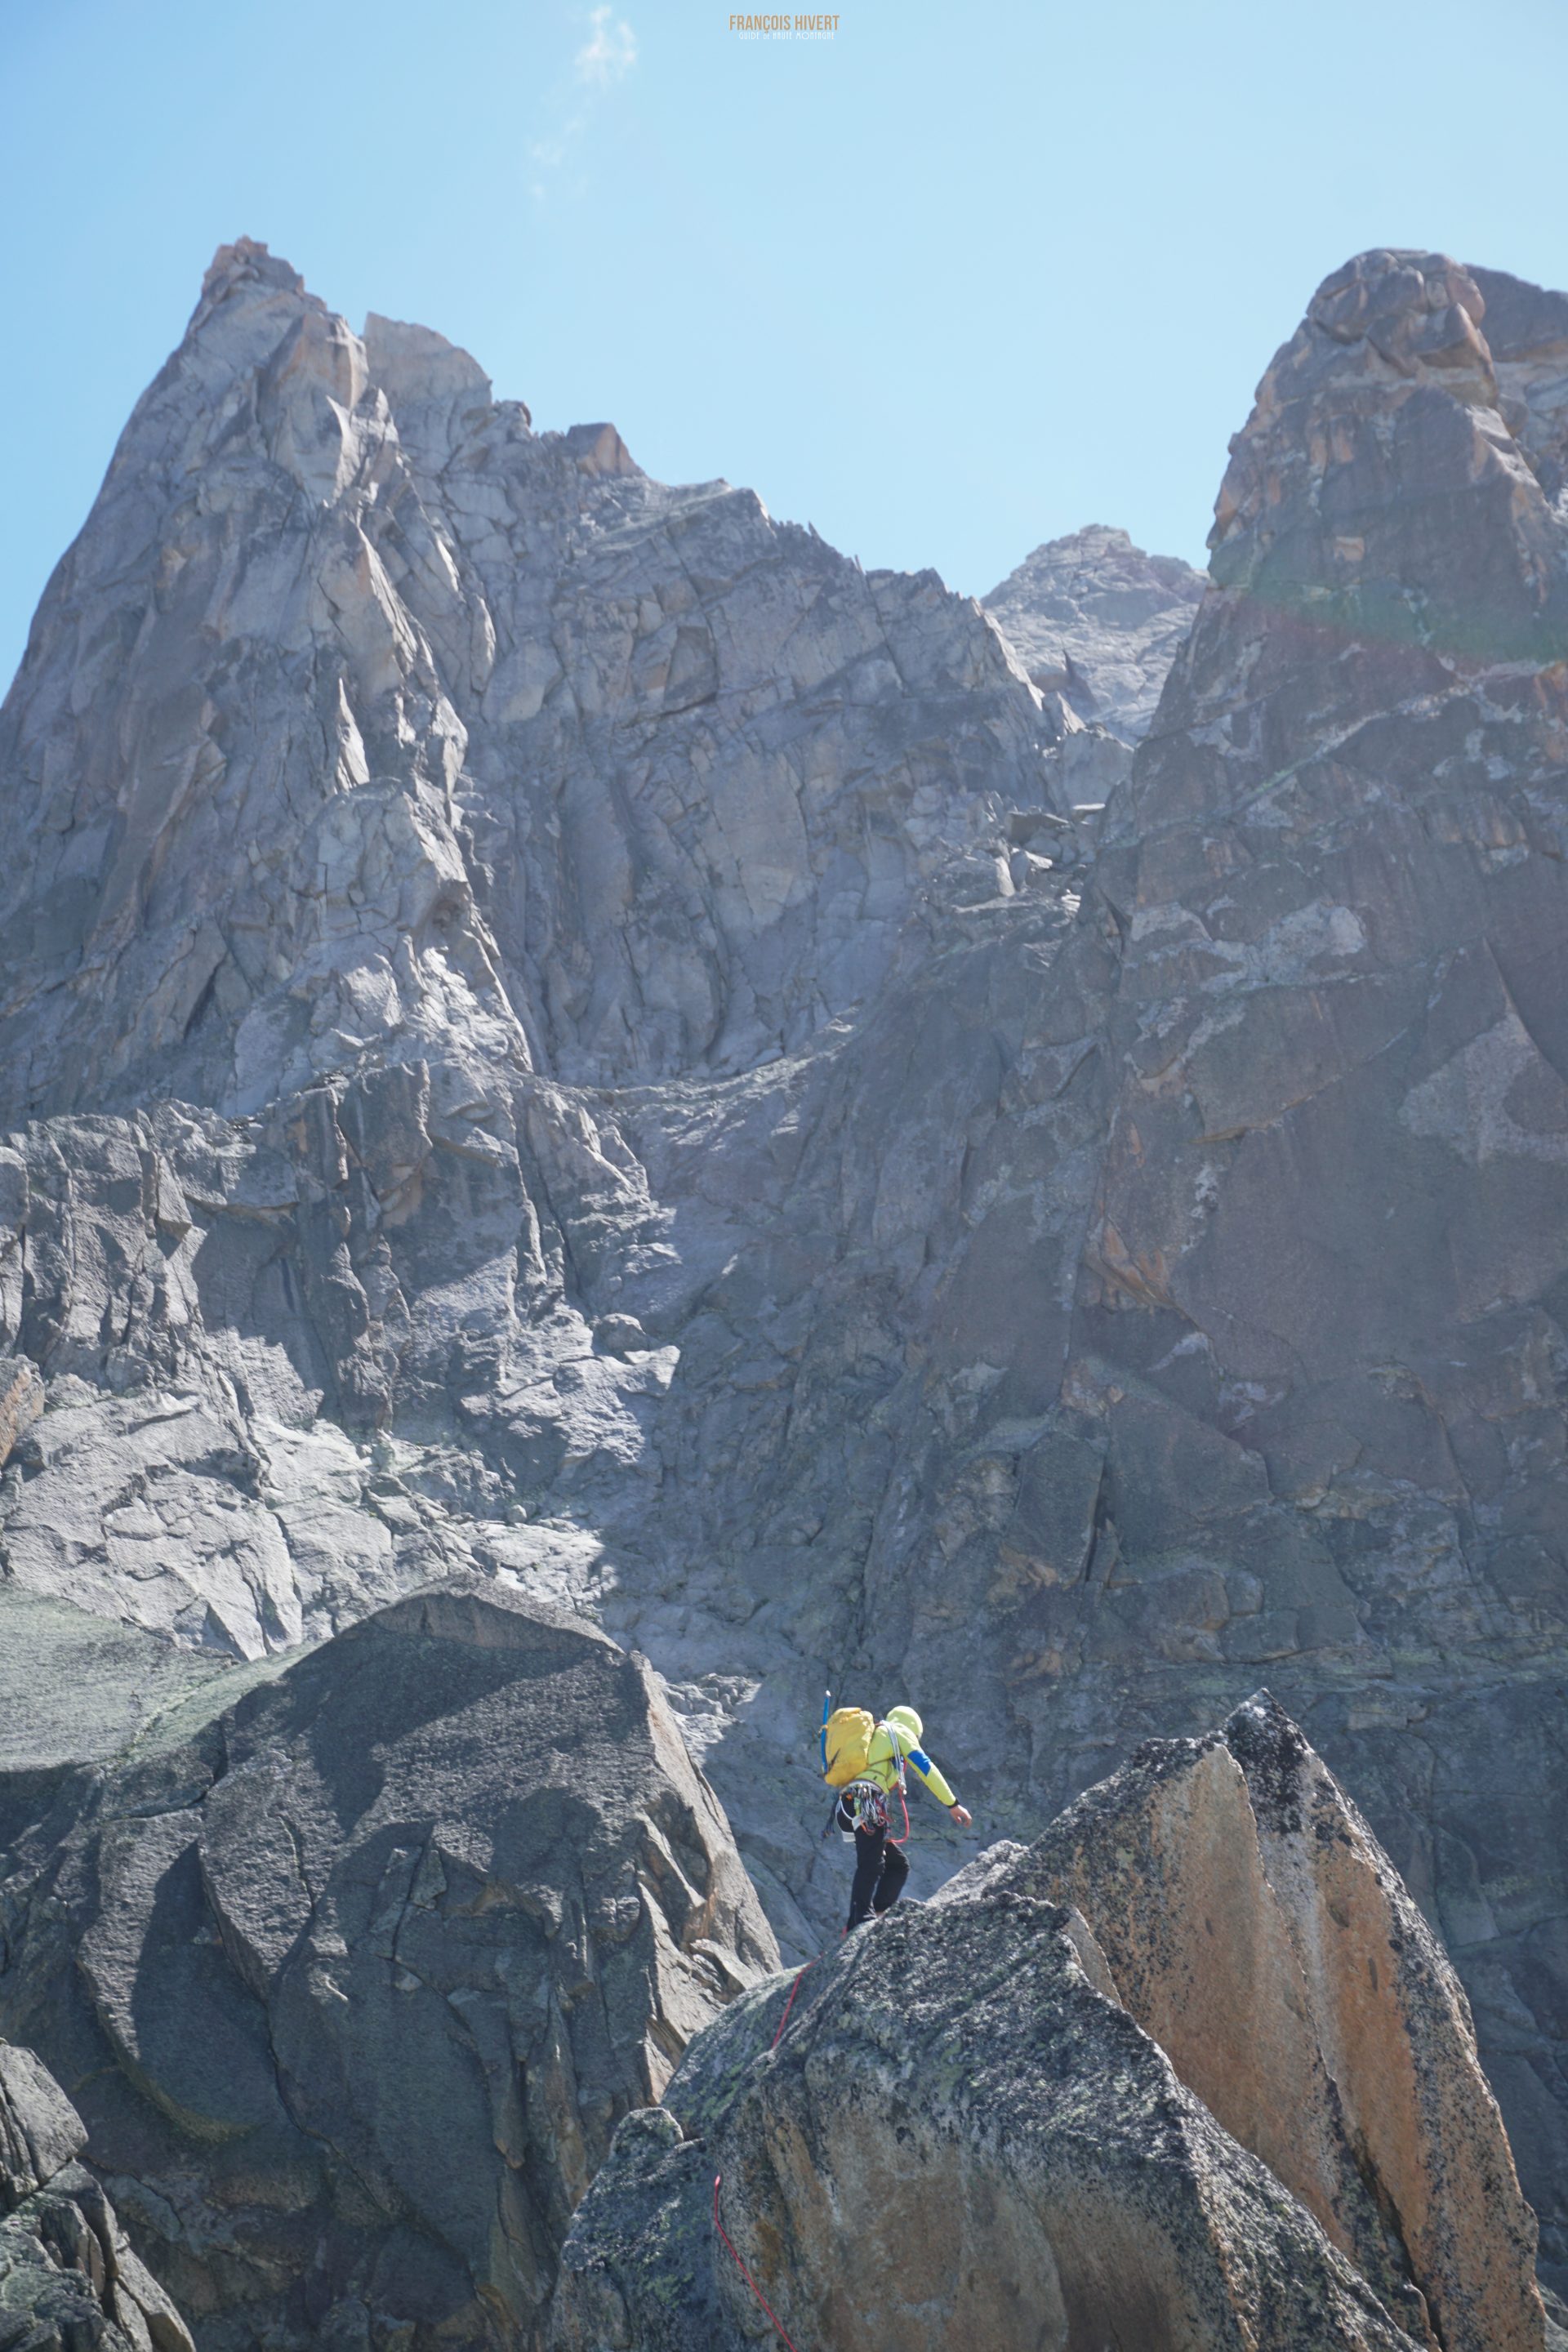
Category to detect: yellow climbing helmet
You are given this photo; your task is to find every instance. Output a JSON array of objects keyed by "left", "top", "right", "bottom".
[{"left": 884, "top": 1705, "right": 923, "bottom": 1745}]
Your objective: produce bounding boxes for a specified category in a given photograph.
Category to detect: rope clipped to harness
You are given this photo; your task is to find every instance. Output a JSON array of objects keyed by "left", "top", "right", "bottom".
[{"left": 713, "top": 2171, "right": 805, "bottom": 2350}]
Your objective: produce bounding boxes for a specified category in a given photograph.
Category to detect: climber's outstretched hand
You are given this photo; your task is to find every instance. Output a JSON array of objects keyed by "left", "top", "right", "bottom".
[{"left": 950, "top": 1804, "right": 973, "bottom": 1829}]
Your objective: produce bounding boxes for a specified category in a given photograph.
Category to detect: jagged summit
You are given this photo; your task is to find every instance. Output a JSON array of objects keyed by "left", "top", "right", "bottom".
[
  {"left": 200, "top": 232, "right": 305, "bottom": 294},
  {"left": 0, "top": 240, "right": 1067, "bottom": 1127},
  {"left": 982, "top": 520, "right": 1206, "bottom": 739}
]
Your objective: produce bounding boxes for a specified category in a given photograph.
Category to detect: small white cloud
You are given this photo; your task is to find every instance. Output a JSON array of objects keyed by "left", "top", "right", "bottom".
[
  {"left": 528, "top": 121, "right": 581, "bottom": 174},
  {"left": 529, "top": 8, "right": 638, "bottom": 199},
  {"left": 575, "top": 6, "right": 636, "bottom": 85}
]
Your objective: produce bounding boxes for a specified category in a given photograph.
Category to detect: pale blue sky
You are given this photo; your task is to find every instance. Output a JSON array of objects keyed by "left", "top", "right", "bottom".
[{"left": 4, "top": 0, "right": 1567, "bottom": 688}]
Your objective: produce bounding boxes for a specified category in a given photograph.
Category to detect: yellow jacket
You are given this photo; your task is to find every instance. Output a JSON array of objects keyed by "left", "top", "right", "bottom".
[{"left": 862, "top": 1710, "right": 957, "bottom": 1807}]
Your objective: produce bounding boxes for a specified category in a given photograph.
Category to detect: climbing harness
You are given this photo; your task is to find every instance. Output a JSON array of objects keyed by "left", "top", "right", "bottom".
[
  {"left": 845, "top": 1777, "right": 889, "bottom": 1834},
  {"left": 817, "top": 1691, "right": 911, "bottom": 1843},
  {"left": 713, "top": 2170, "right": 806, "bottom": 2351},
  {"left": 837, "top": 1777, "right": 911, "bottom": 1842}
]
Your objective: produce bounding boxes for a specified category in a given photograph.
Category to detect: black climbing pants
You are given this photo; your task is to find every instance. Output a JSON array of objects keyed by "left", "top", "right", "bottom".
[{"left": 847, "top": 1824, "right": 909, "bottom": 1930}]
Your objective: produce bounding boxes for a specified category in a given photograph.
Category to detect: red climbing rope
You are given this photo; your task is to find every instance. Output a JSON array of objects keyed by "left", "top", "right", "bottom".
[
  {"left": 890, "top": 1784, "right": 911, "bottom": 1846},
  {"left": 713, "top": 2171, "right": 805, "bottom": 2352},
  {"left": 769, "top": 1960, "right": 816, "bottom": 2049}
]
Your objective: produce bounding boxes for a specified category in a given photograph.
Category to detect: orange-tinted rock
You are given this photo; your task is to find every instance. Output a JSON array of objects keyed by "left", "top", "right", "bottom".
[
  {"left": 1227, "top": 1693, "right": 1545, "bottom": 2352},
  {"left": 1022, "top": 1729, "right": 1423, "bottom": 2324},
  {"left": 1022, "top": 1692, "right": 1544, "bottom": 2352},
  {"left": 555, "top": 1900, "right": 1427, "bottom": 2352},
  {"left": 554, "top": 1700, "right": 1546, "bottom": 2352}
]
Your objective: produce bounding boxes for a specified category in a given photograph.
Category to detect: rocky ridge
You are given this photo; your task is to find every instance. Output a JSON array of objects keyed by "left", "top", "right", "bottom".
[
  {"left": 0, "top": 234, "right": 1107, "bottom": 1951},
  {"left": 554, "top": 1699, "right": 1546, "bottom": 2352},
  {"left": 1, "top": 237, "right": 1566, "bottom": 2308}
]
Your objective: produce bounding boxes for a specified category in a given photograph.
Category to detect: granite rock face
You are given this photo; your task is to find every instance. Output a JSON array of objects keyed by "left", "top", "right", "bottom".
[
  {"left": 2, "top": 236, "right": 1567, "bottom": 2311},
  {"left": 0, "top": 238, "right": 1067, "bottom": 1119},
  {"left": 0, "top": 1586, "right": 776, "bottom": 2352},
  {"left": 983, "top": 523, "right": 1206, "bottom": 739},
  {"left": 558, "top": 1916, "right": 1425, "bottom": 2352},
  {"left": 555, "top": 1703, "right": 1544, "bottom": 2351},
  {"left": 1033, "top": 247, "right": 1568, "bottom": 2284},
  {"left": 1019, "top": 1692, "right": 1544, "bottom": 2352},
  {"left": 0, "top": 235, "right": 1098, "bottom": 1945},
  {"left": 0, "top": 2038, "right": 194, "bottom": 2352}
]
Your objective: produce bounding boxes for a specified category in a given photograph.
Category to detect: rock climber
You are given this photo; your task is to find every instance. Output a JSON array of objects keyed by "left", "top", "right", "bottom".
[{"left": 821, "top": 1699, "right": 972, "bottom": 1933}]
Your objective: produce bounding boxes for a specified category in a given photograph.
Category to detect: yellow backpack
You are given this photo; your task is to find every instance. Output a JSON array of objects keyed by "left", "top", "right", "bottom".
[{"left": 822, "top": 1706, "right": 877, "bottom": 1788}]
